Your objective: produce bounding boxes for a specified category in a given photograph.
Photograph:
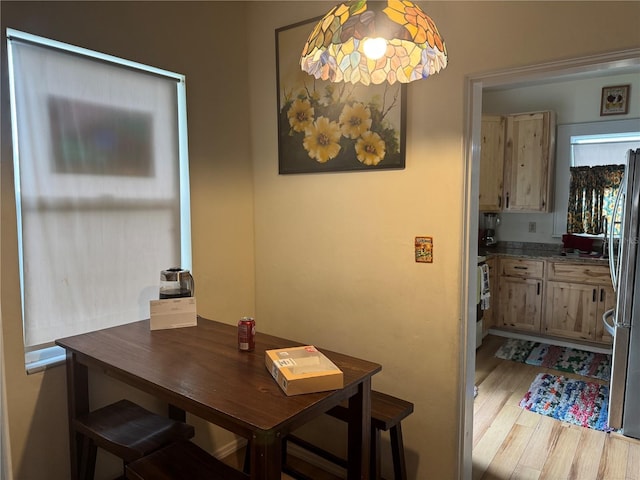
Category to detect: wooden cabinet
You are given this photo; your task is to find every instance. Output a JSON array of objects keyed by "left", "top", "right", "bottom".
[
  {"left": 503, "top": 111, "right": 556, "bottom": 212},
  {"left": 544, "top": 262, "right": 613, "bottom": 344},
  {"left": 479, "top": 115, "right": 505, "bottom": 212},
  {"left": 497, "top": 258, "right": 544, "bottom": 332}
]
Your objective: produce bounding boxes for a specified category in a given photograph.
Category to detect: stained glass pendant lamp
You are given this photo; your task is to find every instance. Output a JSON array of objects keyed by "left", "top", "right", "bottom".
[{"left": 300, "top": 0, "right": 447, "bottom": 86}]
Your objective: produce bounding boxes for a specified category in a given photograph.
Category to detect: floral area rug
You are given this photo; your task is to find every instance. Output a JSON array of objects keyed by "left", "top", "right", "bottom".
[
  {"left": 495, "top": 338, "right": 611, "bottom": 381},
  {"left": 519, "top": 373, "right": 613, "bottom": 432}
]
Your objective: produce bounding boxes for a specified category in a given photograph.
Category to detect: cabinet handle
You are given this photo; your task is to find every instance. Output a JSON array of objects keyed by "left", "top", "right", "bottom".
[
  {"left": 506, "top": 193, "right": 510, "bottom": 209},
  {"left": 499, "top": 195, "right": 502, "bottom": 208},
  {"left": 600, "top": 288, "right": 605, "bottom": 302},
  {"left": 593, "top": 289, "right": 597, "bottom": 302},
  {"left": 537, "top": 283, "right": 541, "bottom": 295},
  {"left": 514, "top": 266, "right": 528, "bottom": 270}
]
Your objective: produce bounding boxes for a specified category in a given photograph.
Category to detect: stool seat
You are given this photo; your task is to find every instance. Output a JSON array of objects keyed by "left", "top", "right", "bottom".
[
  {"left": 125, "top": 441, "right": 249, "bottom": 480},
  {"left": 327, "top": 390, "right": 414, "bottom": 431},
  {"left": 74, "top": 398, "right": 195, "bottom": 476}
]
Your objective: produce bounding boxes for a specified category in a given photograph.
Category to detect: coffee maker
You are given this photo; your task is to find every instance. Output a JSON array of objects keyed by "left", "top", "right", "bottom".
[
  {"left": 482, "top": 213, "right": 500, "bottom": 247},
  {"left": 159, "top": 268, "right": 194, "bottom": 299}
]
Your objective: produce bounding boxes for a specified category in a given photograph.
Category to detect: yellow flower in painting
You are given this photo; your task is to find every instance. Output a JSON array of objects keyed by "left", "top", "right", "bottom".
[
  {"left": 355, "top": 131, "right": 386, "bottom": 166},
  {"left": 287, "top": 99, "right": 314, "bottom": 132},
  {"left": 339, "top": 102, "right": 372, "bottom": 139},
  {"left": 303, "top": 117, "right": 342, "bottom": 163}
]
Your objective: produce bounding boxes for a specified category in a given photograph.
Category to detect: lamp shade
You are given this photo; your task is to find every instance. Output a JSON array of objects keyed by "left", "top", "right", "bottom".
[{"left": 300, "top": 0, "right": 447, "bottom": 86}]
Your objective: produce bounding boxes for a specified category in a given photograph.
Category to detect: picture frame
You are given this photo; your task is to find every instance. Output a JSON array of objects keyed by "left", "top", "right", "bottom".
[
  {"left": 276, "top": 17, "right": 407, "bottom": 174},
  {"left": 600, "top": 85, "right": 630, "bottom": 116}
]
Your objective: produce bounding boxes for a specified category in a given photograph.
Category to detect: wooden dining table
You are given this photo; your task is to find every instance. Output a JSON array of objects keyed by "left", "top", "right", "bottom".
[{"left": 56, "top": 316, "right": 381, "bottom": 480}]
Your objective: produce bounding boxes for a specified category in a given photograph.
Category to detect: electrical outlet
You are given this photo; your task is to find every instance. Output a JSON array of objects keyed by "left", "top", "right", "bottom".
[{"left": 528, "top": 222, "right": 536, "bottom": 233}]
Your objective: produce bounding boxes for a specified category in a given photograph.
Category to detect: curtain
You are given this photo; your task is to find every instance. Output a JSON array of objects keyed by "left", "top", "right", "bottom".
[{"left": 567, "top": 165, "right": 624, "bottom": 234}]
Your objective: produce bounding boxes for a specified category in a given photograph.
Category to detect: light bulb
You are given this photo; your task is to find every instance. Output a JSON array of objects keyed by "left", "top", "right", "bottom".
[{"left": 362, "top": 37, "right": 387, "bottom": 60}]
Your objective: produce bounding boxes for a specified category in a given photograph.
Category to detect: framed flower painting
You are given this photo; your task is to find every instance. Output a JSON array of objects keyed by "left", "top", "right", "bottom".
[{"left": 276, "top": 17, "right": 407, "bottom": 174}]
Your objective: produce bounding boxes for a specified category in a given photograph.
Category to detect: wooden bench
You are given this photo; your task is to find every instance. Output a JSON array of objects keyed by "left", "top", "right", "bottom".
[
  {"left": 73, "top": 399, "right": 195, "bottom": 478},
  {"left": 284, "top": 390, "right": 414, "bottom": 480},
  {"left": 125, "top": 440, "right": 249, "bottom": 480}
]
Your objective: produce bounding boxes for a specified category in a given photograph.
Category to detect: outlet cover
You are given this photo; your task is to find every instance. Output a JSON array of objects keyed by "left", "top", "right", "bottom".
[
  {"left": 528, "top": 222, "right": 536, "bottom": 233},
  {"left": 415, "top": 237, "right": 433, "bottom": 263}
]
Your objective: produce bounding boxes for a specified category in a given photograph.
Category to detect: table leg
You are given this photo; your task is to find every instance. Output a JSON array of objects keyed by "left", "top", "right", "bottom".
[
  {"left": 249, "top": 431, "right": 282, "bottom": 480},
  {"left": 65, "top": 351, "right": 89, "bottom": 480},
  {"left": 168, "top": 403, "right": 186, "bottom": 422},
  {"left": 347, "top": 378, "right": 372, "bottom": 480}
]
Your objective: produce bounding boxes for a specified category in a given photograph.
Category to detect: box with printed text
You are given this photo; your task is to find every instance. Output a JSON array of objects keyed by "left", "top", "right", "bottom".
[{"left": 265, "top": 345, "right": 343, "bottom": 396}]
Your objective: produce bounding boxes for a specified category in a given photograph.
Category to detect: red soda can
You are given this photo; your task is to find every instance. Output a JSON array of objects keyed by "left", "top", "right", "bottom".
[{"left": 238, "top": 317, "right": 256, "bottom": 351}]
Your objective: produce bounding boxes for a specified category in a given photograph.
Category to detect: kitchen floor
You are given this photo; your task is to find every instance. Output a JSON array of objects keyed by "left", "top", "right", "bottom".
[{"left": 474, "top": 334, "right": 640, "bottom": 480}]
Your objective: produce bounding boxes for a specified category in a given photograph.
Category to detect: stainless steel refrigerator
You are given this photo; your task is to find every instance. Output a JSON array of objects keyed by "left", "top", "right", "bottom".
[{"left": 604, "top": 148, "right": 640, "bottom": 439}]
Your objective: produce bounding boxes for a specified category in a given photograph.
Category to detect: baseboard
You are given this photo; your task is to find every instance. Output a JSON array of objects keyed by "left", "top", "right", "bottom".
[
  {"left": 212, "top": 437, "right": 247, "bottom": 460},
  {"left": 214, "top": 437, "right": 346, "bottom": 478},
  {"left": 286, "top": 442, "right": 347, "bottom": 479},
  {"left": 488, "top": 328, "right": 613, "bottom": 354}
]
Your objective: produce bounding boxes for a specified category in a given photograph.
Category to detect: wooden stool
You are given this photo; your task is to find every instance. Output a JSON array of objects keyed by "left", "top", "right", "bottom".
[
  {"left": 125, "top": 441, "right": 248, "bottom": 480},
  {"left": 73, "top": 399, "right": 195, "bottom": 478},
  {"left": 285, "top": 391, "right": 414, "bottom": 480}
]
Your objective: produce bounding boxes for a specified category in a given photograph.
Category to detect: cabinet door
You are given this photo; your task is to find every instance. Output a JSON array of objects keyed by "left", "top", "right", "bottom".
[
  {"left": 498, "top": 276, "right": 542, "bottom": 332},
  {"left": 544, "top": 281, "right": 598, "bottom": 341},
  {"left": 503, "top": 111, "right": 555, "bottom": 212},
  {"left": 595, "top": 284, "right": 615, "bottom": 344},
  {"left": 479, "top": 115, "right": 505, "bottom": 212}
]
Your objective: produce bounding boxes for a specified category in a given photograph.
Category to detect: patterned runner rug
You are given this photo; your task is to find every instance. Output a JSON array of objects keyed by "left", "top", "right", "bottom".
[
  {"left": 519, "top": 373, "right": 613, "bottom": 432},
  {"left": 495, "top": 338, "right": 611, "bottom": 381}
]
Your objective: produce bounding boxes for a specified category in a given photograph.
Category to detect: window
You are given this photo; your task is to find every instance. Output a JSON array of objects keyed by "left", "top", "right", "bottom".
[
  {"left": 7, "top": 29, "right": 191, "bottom": 372},
  {"left": 552, "top": 120, "right": 640, "bottom": 237},
  {"left": 566, "top": 135, "right": 638, "bottom": 235}
]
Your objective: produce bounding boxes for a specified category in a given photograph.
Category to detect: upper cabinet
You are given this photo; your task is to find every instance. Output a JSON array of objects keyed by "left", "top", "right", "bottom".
[
  {"left": 479, "top": 115, "right": 505, "bottom": 211},
  {"left": 503, "top": 111, "right": 556, "bottom": 212},
  {"left": 479, "top": 111, "right": 556, "bottom": 213}
]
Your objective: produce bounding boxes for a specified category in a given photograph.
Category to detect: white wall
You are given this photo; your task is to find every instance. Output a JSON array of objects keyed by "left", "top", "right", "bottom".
[{"left": 483, "top": 72, "right": 640, "bottom": 244}]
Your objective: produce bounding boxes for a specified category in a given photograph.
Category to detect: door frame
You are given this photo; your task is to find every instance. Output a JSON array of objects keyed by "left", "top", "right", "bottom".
[{"left": 459, "top": 49, "right": 640, "bottom": 479}]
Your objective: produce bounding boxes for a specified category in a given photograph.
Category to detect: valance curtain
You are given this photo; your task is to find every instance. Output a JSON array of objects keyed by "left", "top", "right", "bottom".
[{"left": 567, "top": 164, "right": 624, "bottom": 234}]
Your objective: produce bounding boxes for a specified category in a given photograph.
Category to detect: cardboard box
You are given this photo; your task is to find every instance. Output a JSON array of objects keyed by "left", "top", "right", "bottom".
[
  {"left": 265, "top": 345, "right": 343, "bottom": 396},
  {"left": 150, "top": 297, "right": 197, "bottom": 330}
]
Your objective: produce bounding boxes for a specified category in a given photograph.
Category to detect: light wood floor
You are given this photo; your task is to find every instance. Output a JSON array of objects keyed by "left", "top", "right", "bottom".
[{"left": 474, "top": 334, "right": 640, "bottom": 480}]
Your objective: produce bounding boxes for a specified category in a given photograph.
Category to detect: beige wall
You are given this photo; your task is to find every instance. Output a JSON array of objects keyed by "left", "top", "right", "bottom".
[
  {"left": 1, "top": 2, "right": 255, "bottom": 478},
  {"left": 247, "top": 2, "right": 640, "bottom": 479},
  {"left": 1, "top": 1, "right": 639, "bottom": 479}
]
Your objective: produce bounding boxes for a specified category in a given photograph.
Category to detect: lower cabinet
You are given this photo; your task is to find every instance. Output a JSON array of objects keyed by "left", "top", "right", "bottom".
[
  {"left": 492, "top": 258, "right": 614, "bottom": 345},
  {"left": 497, "top": 258, "right": 544, "bottom": 333},
  {"left": 544, "top": 281, "right": 599, "bottom": 340},
  {"left": 543, "top": 262, "right": 613, "bottom": 345}
]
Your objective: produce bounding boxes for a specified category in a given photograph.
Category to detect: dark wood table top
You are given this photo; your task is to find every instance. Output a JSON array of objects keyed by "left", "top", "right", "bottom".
[{"left": 56, "top": 316, "right": 382, "bottom": 438}]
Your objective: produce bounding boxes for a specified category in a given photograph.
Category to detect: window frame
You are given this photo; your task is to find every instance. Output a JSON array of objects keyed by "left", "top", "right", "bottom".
[{"left": 7, "top": 28, "right": 192, "bottom": 373}]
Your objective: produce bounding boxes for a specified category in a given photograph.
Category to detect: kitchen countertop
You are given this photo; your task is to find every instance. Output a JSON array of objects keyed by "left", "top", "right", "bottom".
[{"left": 479, "top": 242, "right": 610, "bottom": 265}]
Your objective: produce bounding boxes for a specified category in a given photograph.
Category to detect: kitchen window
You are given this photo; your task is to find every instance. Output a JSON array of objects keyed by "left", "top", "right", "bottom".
[
  {"left": 7, "top": 29, "right": 191, "bottom": 372},
  {"left": 553, "top": 120, "right": 640, "bottom": 238},
  {"left": 566, "top": 135, "right": 637, "bottom": 235}
]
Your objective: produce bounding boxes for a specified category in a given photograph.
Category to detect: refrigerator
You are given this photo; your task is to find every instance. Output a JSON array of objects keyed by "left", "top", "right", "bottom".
[{"left": 604, "top": 148, "right": 640, "bottom": 439}]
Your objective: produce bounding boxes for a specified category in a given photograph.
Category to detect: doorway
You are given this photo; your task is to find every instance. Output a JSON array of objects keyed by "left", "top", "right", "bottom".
[{"left": 460, "top": 49, "right": 640, "bottom": 479}]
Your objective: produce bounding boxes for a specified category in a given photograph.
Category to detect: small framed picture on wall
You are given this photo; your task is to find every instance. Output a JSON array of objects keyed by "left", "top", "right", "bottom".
[{"left": 600, "top": 85, "right": 630, "bottom": 116}]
